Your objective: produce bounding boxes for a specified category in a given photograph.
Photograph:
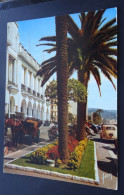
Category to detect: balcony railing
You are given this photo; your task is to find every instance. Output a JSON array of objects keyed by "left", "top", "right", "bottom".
[
  {"left": 27, "top": 87, "right": 32, "bottom": 94},
  {"left": 21, "top": 83, "right": 45, "bottom": 100},
  {"left": 33, "top": 90, "right": 36, "bottom": 96},
  {"left": 21, "top": 84, "right": 26, "bottom": 92},
  {"left": 8, "top": 80, "right": 17, "bottom": 86},
  {"left": 37, "top": 92, "right": 40, "bottom": 98}
]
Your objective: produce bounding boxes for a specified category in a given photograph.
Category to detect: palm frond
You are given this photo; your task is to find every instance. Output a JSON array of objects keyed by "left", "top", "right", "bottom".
[
  {"left": 41, "top": 56, "right": 56, "bottom": 66},
  {"left": 41, "top": 67, "right": 57, "bottom": 86},
  {"left": 66, "top": 15, "right": 80, "bottom": 39},
  {"left": 90, "top": 66, "right": 101, "bottom": 96},
  {"left": 36, "top": 43, "right": 56, "bottom": 47},
  {"left": 101, "top": 69, "right": 116, "bottom": 90},
  {"left": 100, "top": 18, "right": 116, "bottom": 31},
  {"left": 43, "top": 48, "right": 56, "bottom": 53},
  {"left": 39, "top": 36, "right": 56, "bottom": 42}
]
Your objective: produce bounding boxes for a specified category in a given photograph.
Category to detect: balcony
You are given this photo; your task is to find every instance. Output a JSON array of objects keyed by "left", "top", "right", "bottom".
[
  {"left": 8, "top": 81, "right": 18, "bottom": 94},
  {"left": 27, "top": 87, "right": 32, "bottom": 94},
  {"left": 21, "top": 84, "right": 26, "bottom": 92},
  {"left": 18, "top": 44, "right": 40, "bottom": 71},
  {"left": 37, "top": 92, "right": 40, "bottom": 98},
  {"left": 33, "top": 90, "right": 36, "bottom": 96}
]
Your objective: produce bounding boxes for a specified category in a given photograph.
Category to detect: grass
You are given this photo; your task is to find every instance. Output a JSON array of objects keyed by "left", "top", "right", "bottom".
[{"left": 10, "top": 140, "right": 95, "bottom": 179}]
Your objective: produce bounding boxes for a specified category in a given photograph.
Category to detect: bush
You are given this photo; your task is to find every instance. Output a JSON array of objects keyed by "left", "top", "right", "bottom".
[
  {"left": 30, "top": 141, "right": 58, "bottom": 164},
  {"left": 55, "top": 159, "right": 63, "bottom": 167}
]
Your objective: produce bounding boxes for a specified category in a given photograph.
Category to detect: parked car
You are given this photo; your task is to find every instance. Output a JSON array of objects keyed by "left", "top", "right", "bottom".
[
  {"left": 88, "top": 123, "right": 100, "bottom": 133},
  {"left": 44, "top": 121, "right": 50, "bottom": 126},
  {"left": 100, "top": 124, "right": 117, "bottom": 141},
  {"left": 86, "top": 125, "right": 96, "bottom": 136}
]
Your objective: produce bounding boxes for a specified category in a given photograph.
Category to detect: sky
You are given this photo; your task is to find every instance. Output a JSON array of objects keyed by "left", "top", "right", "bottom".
[{"left": 17, "top": 7, "right": 117, "bottom": 111}]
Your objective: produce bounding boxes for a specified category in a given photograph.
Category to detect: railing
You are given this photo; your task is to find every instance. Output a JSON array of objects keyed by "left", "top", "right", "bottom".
[
  {"left": 21, "top": 84, "right": 45, "bottom": 100},
  {"left": 21, "top": 84, "right": 26, "bottom": 91},
  {"left": 27, "top": 87, "right": 32, "bottom": 94},
  {"left": 8, "top": 80, "right": 16, "bottom": 86},
  {"left": 33, "top": 90, "right": 36, "bottom": 96},
  {"left": 37, "top": 92, "right": 40, "bottom": 98}
]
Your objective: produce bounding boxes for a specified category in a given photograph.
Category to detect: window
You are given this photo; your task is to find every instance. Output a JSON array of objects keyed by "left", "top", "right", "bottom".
[
  {"left": 34, "top": 76, "right": 36, "bottom": 90},
  {"left": 29, "top": 71, "right": 31, "bottom": 88},
  {"left": 24, "top": 68, "right": 26, "bottom": 85},
  {"left": 8, "top": 56, "right": 15, "bottom": 83},
  {"left": 106, "top": 126, "right": 116, "bottom": 130}
]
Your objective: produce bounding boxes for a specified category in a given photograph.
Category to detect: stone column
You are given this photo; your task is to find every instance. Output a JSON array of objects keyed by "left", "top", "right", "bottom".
[
  {"left": 13, "top": 59, "right": 16, "bottom": 84},
  {"left": 25, "top": 68, "right": 28, "bottom": 87},
  {"left": 16, "top": 60, "right": 18, "bottom": 85},
  {"left": 35, "top": 77, "right": 38, "bottom": 92},
  {"left": 6, "top": 49, "right": 9, "bottom": 85},
  {"left": 31, "top": 72, "right": 33, "bottom": 89}
]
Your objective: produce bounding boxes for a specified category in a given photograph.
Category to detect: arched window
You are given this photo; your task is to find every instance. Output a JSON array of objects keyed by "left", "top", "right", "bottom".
[
  {"left": 28, "top": 101, "right": 32, "bottom": 116},
  {"left": 10, "top": 96, "right": 15, "bottom": 113},
  {"left": 21, "top": 99, "right": 26, "bottom": 114},
  {"left": 33, "top": 103, "right": 36, "bottom": 118}
]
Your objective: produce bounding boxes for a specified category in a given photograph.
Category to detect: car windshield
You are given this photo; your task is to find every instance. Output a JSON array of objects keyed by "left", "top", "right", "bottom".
[{"left": 106, "top": 127, "right": 116, "bottom": 130}]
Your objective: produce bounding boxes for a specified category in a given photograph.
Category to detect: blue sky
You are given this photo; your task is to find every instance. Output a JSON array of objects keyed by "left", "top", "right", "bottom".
[{"left": 17, "top": 7, "right": 117, "bottom": 110}]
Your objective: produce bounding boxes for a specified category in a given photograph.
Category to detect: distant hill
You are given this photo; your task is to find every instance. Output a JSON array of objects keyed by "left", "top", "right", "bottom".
[{"left": 88, "top": 108, "right": 117, "bottom": 120}]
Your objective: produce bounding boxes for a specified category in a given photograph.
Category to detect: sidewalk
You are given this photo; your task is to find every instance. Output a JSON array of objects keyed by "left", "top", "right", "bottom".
[
  {"left": 96, "top": 141, "right": 118, "bottom": 190},
  {"left": 4, "top": 139, "right": 50, "bottom": 164}
]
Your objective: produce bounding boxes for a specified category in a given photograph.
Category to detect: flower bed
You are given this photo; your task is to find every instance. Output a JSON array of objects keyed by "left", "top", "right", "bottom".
[
  {"left": 30, "top": 136, "right": 88, "bottom": 169},
  {"left": 30, "top": 141, "right": 58, "bottom": 164},
  {"left": 8, "top": 140, "right": 95, "bottom": 180},
  {"left": 68, "top": 139, "right": 87, "bottom": 169}
]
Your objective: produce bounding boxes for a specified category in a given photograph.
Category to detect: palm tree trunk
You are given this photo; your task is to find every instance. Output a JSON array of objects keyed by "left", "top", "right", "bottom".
[
  {"left": 76, "top": 69, "right": 88, "bottom": 141},
  {"left": 56, "top": 16, "right": 69, "bottom": 163}
]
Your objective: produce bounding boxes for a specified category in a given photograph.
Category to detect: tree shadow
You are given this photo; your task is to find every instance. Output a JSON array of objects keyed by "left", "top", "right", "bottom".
[
  {"left": 102, "top": 146, "right": 117, "bottom": 155},
  {"left": 90, "top": 137, "right": 114, "bottom": 144},
  {"left": 4, "top": 157, "right": 14, "bottom": 161},
  {"left": 98, "top": 157, "right": 118, "bottom": 177}
]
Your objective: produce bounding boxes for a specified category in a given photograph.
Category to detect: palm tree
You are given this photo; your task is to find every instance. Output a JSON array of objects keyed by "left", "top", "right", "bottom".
[
  {"left": 37, "top": 10, "right": 117, "bottom": 141},
  {"left": 55, "top": 15, "right": 69, "bottom": 163},
  {"left": 67, "top": 10, "right": 117, "bottom": 140},
  {"left": 96, "top": 109, "right": 104, "bottom": 116}
]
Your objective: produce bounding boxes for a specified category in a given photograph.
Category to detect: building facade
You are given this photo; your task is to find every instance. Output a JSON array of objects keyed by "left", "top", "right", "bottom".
[{"left": 5, "top": 22, "right": 50, "bottom": 121}]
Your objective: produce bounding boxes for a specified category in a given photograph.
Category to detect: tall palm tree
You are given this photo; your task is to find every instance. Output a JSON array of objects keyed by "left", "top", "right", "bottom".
[
  {"left": 55, "top": 15, "right": 69, "bottom": 163},
  {"left": 37, "top": 10, "right": 117, "bottom": 141},
  {"left": 67, "top": 10, "right": 117, "bottom": 140}
]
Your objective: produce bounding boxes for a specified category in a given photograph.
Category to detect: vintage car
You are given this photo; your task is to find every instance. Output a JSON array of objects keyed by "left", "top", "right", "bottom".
[
  {"left": 87, "top": 122, "right": 100, "bottom": 134},
  {"left": 44, "top": 121, "right": 50, "bottom": 126},
  {"left": 100, "top": 124, "right": 117, "bottom": 140},
  {"left": 86, "top": 125, "right": 96, "bottom": 136}
]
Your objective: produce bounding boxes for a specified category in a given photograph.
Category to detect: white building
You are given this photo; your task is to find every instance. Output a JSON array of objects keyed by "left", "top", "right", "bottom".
[{"left": 5, "top": 22, "right": 50, "bottom": 121}]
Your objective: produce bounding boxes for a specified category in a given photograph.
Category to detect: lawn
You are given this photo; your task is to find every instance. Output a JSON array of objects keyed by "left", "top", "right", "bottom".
[{"left": 10, "top": 140, "right": 95, "bottom": 179}]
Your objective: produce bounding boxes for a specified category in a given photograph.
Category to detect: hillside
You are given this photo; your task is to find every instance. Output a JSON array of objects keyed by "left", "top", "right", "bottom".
[{"left": 88, "top": 108, "right": 117, "bottom": 120}]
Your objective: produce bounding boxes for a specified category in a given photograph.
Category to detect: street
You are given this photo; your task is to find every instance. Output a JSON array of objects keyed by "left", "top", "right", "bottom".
[
  {"left": 4, "top": 126, "right": 118, "bottom": 190},
  {"left": 90, "top": 134, "right": 118, "bottom": 190}
]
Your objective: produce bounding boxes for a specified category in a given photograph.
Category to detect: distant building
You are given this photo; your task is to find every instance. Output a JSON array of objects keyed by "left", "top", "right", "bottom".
[
  {"left": 108, "top": 119, "right": 117, "bottom": 125},
  {"left": 68, "top": 101, "right": 88, "bottom": 121},
  {"left": 50, "top": 102, "right": 58, "bottom": 122},
  {"left": 5, "top": 22, "right": 50, "bottom": 121}
]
